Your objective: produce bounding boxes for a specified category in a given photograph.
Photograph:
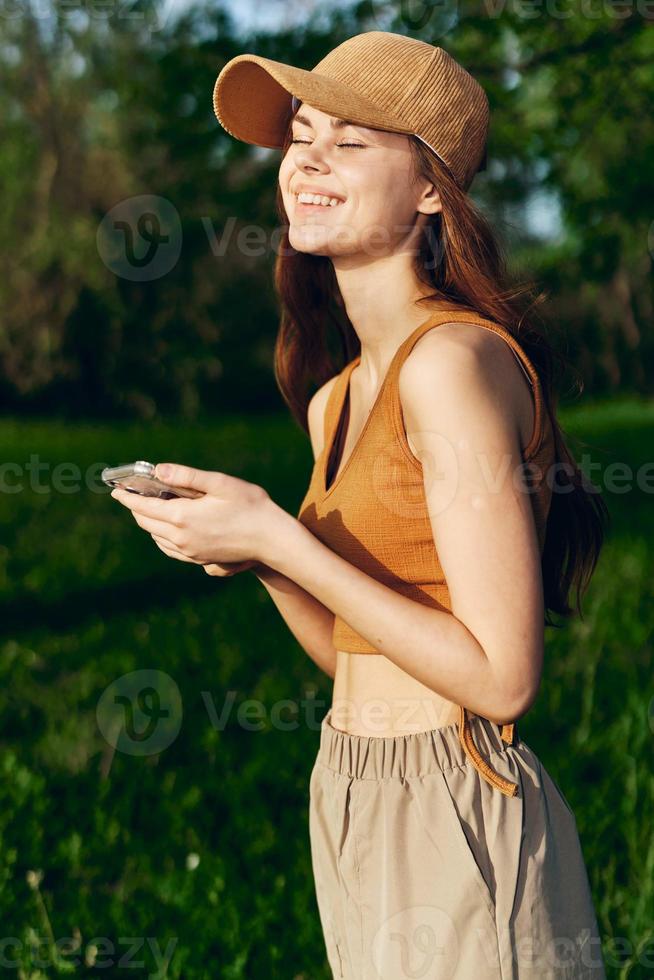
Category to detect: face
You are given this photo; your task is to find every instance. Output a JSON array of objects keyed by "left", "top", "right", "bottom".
[{"left": 278, "top": 102, "right": 441, "bottom": 263}]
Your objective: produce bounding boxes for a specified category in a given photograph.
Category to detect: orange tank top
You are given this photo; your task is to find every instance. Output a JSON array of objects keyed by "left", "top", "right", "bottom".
[{"left": 297, "top": 308, "right": 556, "bottom": 796}]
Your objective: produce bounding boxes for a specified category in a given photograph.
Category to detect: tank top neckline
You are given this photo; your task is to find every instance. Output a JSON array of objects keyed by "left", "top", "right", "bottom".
[{"left": 322, "top": 307, "right": 465, "bottom": 498}]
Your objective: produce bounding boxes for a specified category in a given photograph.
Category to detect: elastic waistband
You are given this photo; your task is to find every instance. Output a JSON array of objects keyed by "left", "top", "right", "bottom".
[{"left": 317, "top": 708, "right": 518, "bottom": 782}]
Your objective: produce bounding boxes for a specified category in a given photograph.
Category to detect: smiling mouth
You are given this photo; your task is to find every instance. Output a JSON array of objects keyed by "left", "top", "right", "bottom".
[{"left": 292, "top": 190, "right": 346, "bottom": 210}]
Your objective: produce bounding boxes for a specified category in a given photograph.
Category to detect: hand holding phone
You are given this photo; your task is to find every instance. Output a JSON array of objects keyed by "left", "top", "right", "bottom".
[
  {"left": 103, "top": 459, "right": 269, "bottom": 569},
  {"left": 101, "top": 460, "right": 204, "bottom": 499}
]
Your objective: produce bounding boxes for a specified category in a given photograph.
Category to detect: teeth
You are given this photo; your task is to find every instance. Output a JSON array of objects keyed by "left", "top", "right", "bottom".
[{"left": 296, "top": 192, "right": 342, "bottom": 207}]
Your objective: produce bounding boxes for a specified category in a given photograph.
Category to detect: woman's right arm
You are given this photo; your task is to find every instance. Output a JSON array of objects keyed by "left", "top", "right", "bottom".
[{"left": 250, "top": 377, "right": 340, "bottom": 680}]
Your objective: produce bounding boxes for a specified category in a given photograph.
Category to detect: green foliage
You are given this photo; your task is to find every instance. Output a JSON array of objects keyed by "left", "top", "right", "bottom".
[
  {"left": 0, "top": 411, "right": 322, "bottom": 977},
  {"left": 0, "top": 399, "right": 653, "bottom": 976},
  {"left": 0, "top": 5, "right": 652, "bottom": 418}
]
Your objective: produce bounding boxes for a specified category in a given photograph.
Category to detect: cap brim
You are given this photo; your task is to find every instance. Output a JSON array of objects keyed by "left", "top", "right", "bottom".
[{"left": 212, "top": 53, "right": 413, "bottom": 148}]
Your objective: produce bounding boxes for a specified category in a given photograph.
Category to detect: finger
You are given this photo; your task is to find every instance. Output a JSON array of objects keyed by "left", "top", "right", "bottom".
[
  {"left": 110, "top": 486, "right": 185, "bottom": 524},
  {"left": 131, "top": 512, "right": 184, "bottom": 543},
  {"left": 204, "top": 559, "right": 257, "bottom": 576},
  {"left": 151, "top": 535, "right": 197, "bottom": 563},
  {"left": 155, "top": 462, "right": 226, "bottom": 494}
]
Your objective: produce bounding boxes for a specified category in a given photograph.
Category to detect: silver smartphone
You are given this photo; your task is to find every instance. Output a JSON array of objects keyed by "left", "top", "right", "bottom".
[{"left": 101, "top": 460, "right": 204, "bottom": 499}]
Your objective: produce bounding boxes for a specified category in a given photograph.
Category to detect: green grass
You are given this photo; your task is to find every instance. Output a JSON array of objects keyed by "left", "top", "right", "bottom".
[{"left": 0, "top": 397, "right": 652, "bottom": 978}]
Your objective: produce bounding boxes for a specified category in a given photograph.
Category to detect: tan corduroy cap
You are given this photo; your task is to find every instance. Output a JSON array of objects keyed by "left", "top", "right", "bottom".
[{"left": 212, "top": 31, "right": 489, "bottom": 192}]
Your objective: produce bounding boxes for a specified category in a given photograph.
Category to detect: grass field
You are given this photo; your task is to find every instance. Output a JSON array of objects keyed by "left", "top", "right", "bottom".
[{"left": 1, "top": 397, "right": 652, "bottom": 978}]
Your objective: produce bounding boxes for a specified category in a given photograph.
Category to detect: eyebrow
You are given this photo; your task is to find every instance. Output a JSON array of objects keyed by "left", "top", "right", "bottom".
[{"left": 292, "top": 112, "right": 358, "bottom": 130}]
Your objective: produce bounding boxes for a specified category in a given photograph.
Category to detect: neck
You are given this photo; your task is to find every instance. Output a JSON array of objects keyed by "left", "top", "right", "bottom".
[{"left": 333, "top": 253, "right": 453, "bottom": 387}]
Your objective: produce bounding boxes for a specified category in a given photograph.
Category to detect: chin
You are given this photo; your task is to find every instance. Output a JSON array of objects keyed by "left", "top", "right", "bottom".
[{"left": 288, "top": 228, "right": 334, "bottom": 256}]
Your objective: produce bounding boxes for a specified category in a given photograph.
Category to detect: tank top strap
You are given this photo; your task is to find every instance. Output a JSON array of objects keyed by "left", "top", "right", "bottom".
[
  {"left": 322, "top": 361, "right": 356, "bottom": 449},
  {"left": 386, "top": 308, "right": 545, "bottom": 461},
  {"left": 385, "top": 308, "right": 466, "bottom": 382}
]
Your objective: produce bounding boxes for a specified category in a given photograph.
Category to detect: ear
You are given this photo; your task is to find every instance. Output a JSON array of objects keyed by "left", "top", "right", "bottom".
[{"left": 416, "top": 179, "right": 442, "bottom": 216}]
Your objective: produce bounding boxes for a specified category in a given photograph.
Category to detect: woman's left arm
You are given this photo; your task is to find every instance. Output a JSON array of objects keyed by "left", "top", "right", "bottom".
[{"left": 262, "top": 330, "right": 545, "bottom": 725}]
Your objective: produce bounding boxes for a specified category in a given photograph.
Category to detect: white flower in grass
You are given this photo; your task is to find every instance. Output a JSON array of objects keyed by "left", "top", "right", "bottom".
[{"left": 26, "top": 869, "right": 44, "bottom": 890}]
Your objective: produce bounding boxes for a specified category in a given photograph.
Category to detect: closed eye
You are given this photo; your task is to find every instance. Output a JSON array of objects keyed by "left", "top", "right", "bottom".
[{"left": 290, "top": 138, "right": 365, "bottom": 149}]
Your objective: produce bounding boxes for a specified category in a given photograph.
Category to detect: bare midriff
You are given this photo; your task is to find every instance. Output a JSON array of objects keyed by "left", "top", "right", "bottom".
[{"left": 330, "top": 649, "right": 464, "bottom": 736}]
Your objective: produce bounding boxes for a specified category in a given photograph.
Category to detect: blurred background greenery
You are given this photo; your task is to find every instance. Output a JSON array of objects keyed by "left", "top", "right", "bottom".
[{"left": 1, "top": 0, "right": 653, "bottom": 977}]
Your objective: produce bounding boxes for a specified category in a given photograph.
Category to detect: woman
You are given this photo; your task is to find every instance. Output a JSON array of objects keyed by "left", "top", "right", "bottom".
[{"left": 111, "top": 31, "right": 609, "bottom": 979}]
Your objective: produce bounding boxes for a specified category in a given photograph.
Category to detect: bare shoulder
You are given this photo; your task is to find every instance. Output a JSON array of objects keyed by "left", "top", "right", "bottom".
[
  {"left": 402, "top": 320, "right": 524, "bottom": 387},
  {"left": 306, "top": 374, "right": 340, "bottom": 461},
  {"left": 398, "top": 321, "right": 532, "bottom": 448}
]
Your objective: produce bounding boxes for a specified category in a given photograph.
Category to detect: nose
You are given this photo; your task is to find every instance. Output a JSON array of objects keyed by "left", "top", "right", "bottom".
[{"left": 294, "top": 141, "right": 331, "bottom": 173}]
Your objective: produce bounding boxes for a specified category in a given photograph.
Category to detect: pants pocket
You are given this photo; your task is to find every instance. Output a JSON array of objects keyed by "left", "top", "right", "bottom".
[
  {"left": 435, "top": 769, "right": 498, "bottom": 921},
  {"left": 412, "top": 770, "right": 498, "bottom": 924}
]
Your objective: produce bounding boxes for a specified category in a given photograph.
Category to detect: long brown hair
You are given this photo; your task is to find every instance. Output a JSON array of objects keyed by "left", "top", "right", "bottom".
[{"left": 272, "top": 111, "right": 610, "bottom": 626}]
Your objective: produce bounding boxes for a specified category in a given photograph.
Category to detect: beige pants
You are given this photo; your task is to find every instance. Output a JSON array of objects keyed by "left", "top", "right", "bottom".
[{"left": 309, "top": 708, "right": 606, "bottom": 979}]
